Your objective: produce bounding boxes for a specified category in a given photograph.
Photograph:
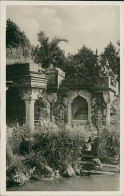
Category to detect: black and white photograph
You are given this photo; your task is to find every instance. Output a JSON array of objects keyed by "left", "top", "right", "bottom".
[{"left": 0, "top": 1, "right": 124, "bottom": 195}]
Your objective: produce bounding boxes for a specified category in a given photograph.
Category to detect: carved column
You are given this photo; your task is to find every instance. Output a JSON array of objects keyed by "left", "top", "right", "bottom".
[
  {"left": 106, "top": 100, "right": 111, "bottom": 126},
  {"left": 20, "top": 88, "right": 42, "bottom": 132},
  {"left": 88, "top": 101, "right": 91, "bottom": 124},
  {"left": 47, "top": 93, "right": 57, "bottom": 123},
  {"left": 103, "top": 92, "right": 111, "bottom": 126},
  {"left": 25, "top": 99, "right": 35, "bottom": 131},
  {"left": 67, "top": 104, "right": 71, "bottom": 125}
]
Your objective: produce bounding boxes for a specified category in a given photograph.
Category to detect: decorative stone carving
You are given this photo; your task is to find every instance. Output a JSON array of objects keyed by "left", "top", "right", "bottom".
[
  {"left": 91, "top": 93, "right": 106, "bottom": 127},
  {"left": 47, "top": 93, "right": 57, "bottom": 103},
  {"left": 45, "top": 93, "right": 58, "bottom": 122},
  {"left": 19, "top": 88, "right": 44, "bottom": 132},
  {"left": 35, "top": 92, "right": 50, "bottom": 120},
  {"left": 61, "top": 73, "right": 90, "bottom": 90},
  {"left": 54, "top": 104, "right": 65, "bottom": 122},
  {"left": 65, "top": 90, "right": 92, "bottom": 124},
  {"left": 20, "top": 88, "right": 42, "bottom": 101},
  {"left": 67, "top": 90, "right": 91, "bottom": 107},
  {"left": 103, "top": 91, "right": 111, "bottom": 104}
]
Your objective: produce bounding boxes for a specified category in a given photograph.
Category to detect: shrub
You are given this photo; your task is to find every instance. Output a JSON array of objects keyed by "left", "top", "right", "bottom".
[
  {"left": 97, "top": 126, "right": 120, "bottom": 159},
  {"left": 6, "top": 125, "right": 33, "bottom": 187},
  {"left": 6, "top": 124, "right": 31, "bottom": 155},
  {"left": 31, "top": 120, "right": 97, "bottom": 172},
  {"left": 6, "top": 120, "right": 100, "bottom": 186}
]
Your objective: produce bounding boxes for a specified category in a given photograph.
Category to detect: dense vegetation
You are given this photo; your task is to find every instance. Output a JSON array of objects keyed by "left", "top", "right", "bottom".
[
  {"left": 6, "top": 113, "right": 120, "bottom": 187},
  {"left": 33, "top": 31, "right": 68, "bottom": 68},
  {"left": 6, "top": 19, "right": 120, "bottom": 81},
  {"left": 6, "top": 122, "right": 97, "bottom": 186},
  {"left": 6, "top": 19, "right": 34, "bottom": 61}
]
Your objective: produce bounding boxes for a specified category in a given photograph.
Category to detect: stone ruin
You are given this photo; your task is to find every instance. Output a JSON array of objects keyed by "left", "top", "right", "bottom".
[{"left": 6, "top": 59, "right": 118, "bottom": 132}]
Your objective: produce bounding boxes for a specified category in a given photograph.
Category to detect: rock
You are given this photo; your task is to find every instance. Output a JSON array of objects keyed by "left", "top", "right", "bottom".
[
  {"left": 74, "top": 161, "right": 81, "bottom": 175},
  {"left": 85, "top": 142, "right": 91, "bottom": 151},
  {"left": 92, "top": 158, "right": 102, "bottom": 168},
  {"left": 66, "top": 164, "right": 75, "bottom": 177},
  {"left": 54, "top": 170, "right": 60, "bottom": 179}
]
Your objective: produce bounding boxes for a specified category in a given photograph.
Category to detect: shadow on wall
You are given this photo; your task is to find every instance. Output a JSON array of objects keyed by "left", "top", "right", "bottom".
[{"left": 6, "top": 87, "right": 25, "bottom": 125}]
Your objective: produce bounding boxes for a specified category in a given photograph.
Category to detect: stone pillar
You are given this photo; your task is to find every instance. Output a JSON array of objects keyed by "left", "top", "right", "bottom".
[
  {"left": 103, "top": 92, "right": 111, "bottom": 126},
  {"left": 20, "top": 88, "right": 42, "bottom": 132},
  {"left": 67, "top": 104, "right": 71, "bottom": 125},
  {"left": 106, "top": 101, "right": 111, "bottom": 126},
  {"left": 88, "top": 100, "right": 91, "bottom": 124},
  {"left": 25, "top": 99, "right": 35, "bottom": 132}
]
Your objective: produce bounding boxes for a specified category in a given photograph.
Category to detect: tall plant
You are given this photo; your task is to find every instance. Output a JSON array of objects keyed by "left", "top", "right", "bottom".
[{"left": 33, "top": 31, "right": 68, "bottom": 68}]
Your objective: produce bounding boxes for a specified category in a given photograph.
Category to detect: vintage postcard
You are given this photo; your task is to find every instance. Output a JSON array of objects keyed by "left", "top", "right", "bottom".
[{"left": 0, "top": 1, "right": 124, "bottom": 196}]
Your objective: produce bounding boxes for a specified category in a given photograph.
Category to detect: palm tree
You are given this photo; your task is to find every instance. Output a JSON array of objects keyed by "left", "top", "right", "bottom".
[{"left": 33, "top": 31, "right": 68, "bottom": 68}]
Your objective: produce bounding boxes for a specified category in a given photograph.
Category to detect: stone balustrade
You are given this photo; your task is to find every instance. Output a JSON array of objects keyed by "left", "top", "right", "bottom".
[{"left": 91, "top": 76, "right": 118, "bottom": 94}]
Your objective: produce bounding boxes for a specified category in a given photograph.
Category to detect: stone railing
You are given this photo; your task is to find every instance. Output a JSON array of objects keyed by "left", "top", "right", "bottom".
[{"left": 91, "top": 76, "right": 118, "bottom": 94}]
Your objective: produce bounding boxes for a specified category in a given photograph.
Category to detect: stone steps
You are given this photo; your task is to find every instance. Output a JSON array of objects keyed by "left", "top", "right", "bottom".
[
  {"left": 102, "top": 164, "right": 120, "bottom": 173},
  {"left": 81, "top": 170, "right": 116, "bottom": 176},
  {"left": 82, "top": 161, "right": 119, "bottom": 173}
]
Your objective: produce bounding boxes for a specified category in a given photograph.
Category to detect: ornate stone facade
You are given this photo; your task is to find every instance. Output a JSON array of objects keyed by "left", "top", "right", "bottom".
[{"left": 6, "top": 61, "right": 119, "bottom": 131}]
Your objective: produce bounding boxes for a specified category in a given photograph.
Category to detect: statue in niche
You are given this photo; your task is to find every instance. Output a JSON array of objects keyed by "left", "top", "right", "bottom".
[
  {"left": 93, "top": 50, "right": 115, "bottom": 79},
  {"left": 91, "top": 93, "right": 106, "bottom": 126},
  {"left": 54, "top": 103, "right": 66, "bottom": 123},
  {"left": 35, "top": 92, "right": 50, "bottom": 120}
]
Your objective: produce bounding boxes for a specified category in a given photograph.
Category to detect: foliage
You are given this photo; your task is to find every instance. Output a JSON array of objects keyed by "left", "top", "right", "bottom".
[
  {"left": 110, "top": 96, "right": 120, "bottom": 129},
  {"left": 6, "top": 19, "right": 33, "bottom": 59},
  {"left": 65, "top": 45, "right": 96, "bottom": 78},
  {"left": 6, "top": 121, "right": 97, "bottom": 186},
  {"left": 6, "top": 125, "right": 33, "bottom": 187},
  {"left": 31, "top": 120, "right": 97, "bottom": 171},
  {"left": 33, "top": 31, "right": 68, "bottom": 68},
  {"left": 100, "top": 42, "right": 120, "bottom": 82},
  {"left": 6, "top": 124, "right": 31, "bottom": 155},
  {"left": 97, "top": 126, "right": 120, "bottom": 159},
  {"left": 97, "top": 96, "right": 120, "bottom": 160}
]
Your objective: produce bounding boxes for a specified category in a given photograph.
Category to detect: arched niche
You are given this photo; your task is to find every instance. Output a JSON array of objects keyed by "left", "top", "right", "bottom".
[
  {"left": 71, "top": 96, "right": 88, "bottom": 120},
  {"left": 67, "top": 90, "right": 91, "bottom": 125}
]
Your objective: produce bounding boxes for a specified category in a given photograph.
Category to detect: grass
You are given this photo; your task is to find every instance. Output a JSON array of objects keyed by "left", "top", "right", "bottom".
[{"left": 6, "top": 118, "right": 119, "bottom": 187}]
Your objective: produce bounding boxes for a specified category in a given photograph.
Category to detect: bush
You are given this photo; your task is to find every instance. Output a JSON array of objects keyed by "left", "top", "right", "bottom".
[
  {"left": 31, "top": 120, "right": 97, "bottom": 172},
  {"left": 6, "top": 125, "right": 33, "bottom": 187},
  {"left": 6, "top": 124, "right": 31, "bottom": 155},
  {"left": 9, "top": 120, "right": 121, "bottom": 186},
  {"left": 97, "top": 126, "right": 120, "bottom": 159},
  {"left": 7, "top": 120, "right": 97, "bottom": 183}
]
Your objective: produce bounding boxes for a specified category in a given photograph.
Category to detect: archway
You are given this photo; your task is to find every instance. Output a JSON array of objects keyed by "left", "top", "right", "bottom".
[{"left": 71, "top": 96, "right": 88, "bottom": 121}]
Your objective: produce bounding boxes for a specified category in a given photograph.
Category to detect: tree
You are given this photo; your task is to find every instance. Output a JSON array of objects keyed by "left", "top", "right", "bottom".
[
  {"left": 6, "top": 19, "right": 30, "bottom": 49},
  {"left": 65, "top": 45, "right": 96, "bottom": 78},
  {"left": 6, "top": 19, "right": 33, "bottom": 59},
  {"left": 33, "top": 31, "right": 68, "bottom": 68},
  {"left": 100, "top": 42, "right": 120, "bottom": 81}
]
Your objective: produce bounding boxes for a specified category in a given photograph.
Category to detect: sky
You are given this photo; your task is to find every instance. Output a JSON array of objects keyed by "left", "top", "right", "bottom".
[{"left": 7, "top": 5, "right": 120, "bottom": 55}]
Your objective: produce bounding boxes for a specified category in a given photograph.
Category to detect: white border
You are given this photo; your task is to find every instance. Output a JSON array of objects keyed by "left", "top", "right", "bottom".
[{"left": 1, "top": 1, "right": 124, "bottom": 196}]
